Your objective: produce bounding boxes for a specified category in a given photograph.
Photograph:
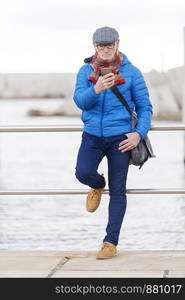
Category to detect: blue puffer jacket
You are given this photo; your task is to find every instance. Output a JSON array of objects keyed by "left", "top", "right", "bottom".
[{"left": 73, "top": 53, "right": 153, "bottom": 139}]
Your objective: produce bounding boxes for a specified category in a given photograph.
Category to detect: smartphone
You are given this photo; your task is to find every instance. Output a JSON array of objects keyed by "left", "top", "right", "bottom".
[{"left": 101, "top": 67, "right": 113, "bottom": 76}]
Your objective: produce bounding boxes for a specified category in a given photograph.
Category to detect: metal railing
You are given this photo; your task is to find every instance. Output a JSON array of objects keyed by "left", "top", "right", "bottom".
[
  {"left": 0, "top": 124, "right": 185, "bottom": 132},
  {"left": 0, "top": 123, "right": 185, "bottom": 196},
  {"left": 0, "top": 188, "right": 184, "bottom": 195}
]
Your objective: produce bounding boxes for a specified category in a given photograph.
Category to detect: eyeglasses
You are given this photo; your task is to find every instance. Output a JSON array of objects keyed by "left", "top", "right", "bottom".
[{"left": 96, "top": 43, "right": 115, "bottom": 50}]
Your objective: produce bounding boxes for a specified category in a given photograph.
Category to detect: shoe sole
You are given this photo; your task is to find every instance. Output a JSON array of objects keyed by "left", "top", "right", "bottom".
[{"left": 96, "top": 253, "right": 117, "bottom": 260}]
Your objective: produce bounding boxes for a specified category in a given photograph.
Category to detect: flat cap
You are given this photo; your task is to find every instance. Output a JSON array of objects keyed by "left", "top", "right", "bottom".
[{"left": 93, "top": 26, "right": 119, "bottom": 44}]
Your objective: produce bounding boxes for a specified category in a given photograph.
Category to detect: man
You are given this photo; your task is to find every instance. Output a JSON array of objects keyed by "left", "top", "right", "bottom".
[{"left": 73, "top": 26, "right": 153, "bottom": 259}]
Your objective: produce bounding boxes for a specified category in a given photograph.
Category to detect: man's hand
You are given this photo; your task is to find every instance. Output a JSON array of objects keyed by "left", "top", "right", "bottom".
[
  {"left": 94, "top": 73, "right": 115, "bottom": 94},
  {"left": 118, "top": 132, "right": 141, "bottom": 152}
]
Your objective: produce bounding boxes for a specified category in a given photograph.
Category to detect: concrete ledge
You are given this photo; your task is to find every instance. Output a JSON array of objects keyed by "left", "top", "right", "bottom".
[{"left": 0, "top": 251, "right": 184, "bottom": 278}]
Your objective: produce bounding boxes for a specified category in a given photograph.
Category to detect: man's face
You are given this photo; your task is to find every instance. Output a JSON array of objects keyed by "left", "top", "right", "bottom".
[{"left": 94, "top": 40, "right": 119, "bottom": 60}]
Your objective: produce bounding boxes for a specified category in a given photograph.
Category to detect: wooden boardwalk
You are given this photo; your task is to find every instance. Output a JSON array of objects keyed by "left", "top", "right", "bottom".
[{"left": 0, "top": 250, "right": 184, "bottom": 278}]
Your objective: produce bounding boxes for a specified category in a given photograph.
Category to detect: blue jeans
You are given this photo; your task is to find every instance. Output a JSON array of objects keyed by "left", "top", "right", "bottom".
[{"left": 75, "top": 131, "right": 131, "bottom": 246}]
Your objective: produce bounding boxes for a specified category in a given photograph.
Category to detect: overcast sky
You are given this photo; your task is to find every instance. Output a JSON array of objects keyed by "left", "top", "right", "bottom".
[{"left": 0, "top": 0, "right": 185, "bottom": 73}]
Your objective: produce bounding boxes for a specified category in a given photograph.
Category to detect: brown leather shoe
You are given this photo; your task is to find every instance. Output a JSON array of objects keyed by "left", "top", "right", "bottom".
[
  {"left": 86, "top": 174, "right": 105, "bottom": 213},
  {"left": 96, "top": 242, "right": 117, "bottom": 259},
  {"left": 86, "top": 187, "right": 105, "bottom": 212}
]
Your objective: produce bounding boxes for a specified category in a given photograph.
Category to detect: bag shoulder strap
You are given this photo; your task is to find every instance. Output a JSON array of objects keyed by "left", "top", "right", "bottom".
[{"left": 111, "top": 85, "right": 132, "bottom": 115}]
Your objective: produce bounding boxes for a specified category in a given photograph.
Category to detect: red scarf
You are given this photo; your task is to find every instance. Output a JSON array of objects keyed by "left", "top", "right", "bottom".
[{"left": 89, "top": 51, "right": 125, "bottom": 85}]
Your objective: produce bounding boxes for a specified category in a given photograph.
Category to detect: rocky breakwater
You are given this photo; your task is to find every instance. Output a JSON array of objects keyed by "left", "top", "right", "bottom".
[
  {"left": 0, "top": 67, "right": 183, "bottom": 120},
  {"left": 27, "top": 97, "right": 81, "bottom": 117}
]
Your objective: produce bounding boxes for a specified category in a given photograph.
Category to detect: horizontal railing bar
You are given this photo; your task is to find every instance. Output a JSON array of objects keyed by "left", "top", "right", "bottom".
[
  {"left": 151, "top": 124, "right": 185, "bottom": 131},
  {"left": 0, "top": 188, "right": 184, "bottom": 195},
  {"left": 0, "top": 124, "right": 82, "bottom": 132},
  {"left": 0, "top": 124, "right": 185, "bottom": 132}
]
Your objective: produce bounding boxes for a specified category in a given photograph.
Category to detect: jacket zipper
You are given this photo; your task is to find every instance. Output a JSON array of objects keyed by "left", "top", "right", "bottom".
[{"left": 101, "top": 90, "right": 107, "bottom": 137}]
